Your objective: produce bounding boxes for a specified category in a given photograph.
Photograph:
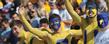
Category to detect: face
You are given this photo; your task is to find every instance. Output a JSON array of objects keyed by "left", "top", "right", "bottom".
[
  {"left": 12, "top": 25, "right": 23, "bottom": 37},
  {"left": 86, "top": 9, "right": 97, "bottom": 18},
  {"left": 88, "top": 11, "right": 94, "bottom": 17},
  {"left": 58, "top": 5, "right": 65, "bottom": 10},
  {"left": 12, "top": 14, "right": 19, "bottom": 20},
  {"left": 50, "top": 4, "right": 57, "bottom": 9},
  {"left": 98, "top": 18, "right": 108, "bottom": 28},
  {"left": 49, "top": 18, "right": 61, "bottom": 32},
  {"left": 2, "top": 22, "right": 8, "bottom": 29},
  {"left": 75, "top": 8, "right": 80, "bottom": 14},
  {"left": 97, "top": 12, "right": 108, "bottom": 28},
  {"left": 28, "top": 2, "right": 33, "bottom": 9},
  {"left": 31, "top": 10, "right": 37, "bottom": 17},
  {"left": 41, "top": 23, "right": 48, "bottom": 28},
  {"left": 12, "top": 25, "right": 20, "bottom": 37}
]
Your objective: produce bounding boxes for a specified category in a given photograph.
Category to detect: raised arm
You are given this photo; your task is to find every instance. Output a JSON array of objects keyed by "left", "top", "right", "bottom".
[
  {"left": 18, "top": 7, "right": 49, "bottom": 39},
  {"left": 105, "top": 0, "right": 109, "bottom": 12},
  {"left": 85, "top": 16, "right": 98, "bottom": 35},
  {"left": 65, "top": 0, "right": 81, "bottom": 23},
  {"left": 70, "top": 29, "right": 82, "bottom": 37},
  {"left": 84, "top": 16, "right": 98, "bottom": 44}
]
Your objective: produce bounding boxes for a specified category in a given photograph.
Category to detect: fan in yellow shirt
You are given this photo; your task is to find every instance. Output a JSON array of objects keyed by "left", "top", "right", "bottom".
[
  {"left": 65, "top": 0, "right": 98, "bottom": 44},
  {"left": 10, "top": 20, "right": 45, "bottom": 44},
  {"left": 18, "top": 4, "right": 82, "bottom": 44}
]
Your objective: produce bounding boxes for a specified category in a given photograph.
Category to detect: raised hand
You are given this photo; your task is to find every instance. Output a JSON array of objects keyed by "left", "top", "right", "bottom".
[{"left": 18, "top": 7, "right": 26, "bottom": 15}]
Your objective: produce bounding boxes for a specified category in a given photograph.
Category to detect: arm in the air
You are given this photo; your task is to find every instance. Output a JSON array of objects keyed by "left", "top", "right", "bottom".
[
  {"left": 65, "top": 0, "right": 81, "bottom": 23},
  {"left": 70, "top": 29, "right": 82, "bottom": 37},
  {"left": 105, "top": 0, "right": 109, "bottom": 12},
  {"left": 18, "top": 9, "right": 49, "bottom": 39},
  {"left": 85, "top": 16, "right": 98, "bottom": 34}
]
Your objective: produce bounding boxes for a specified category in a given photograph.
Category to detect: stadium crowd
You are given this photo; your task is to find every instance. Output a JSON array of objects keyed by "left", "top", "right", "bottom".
[{"left": 0, "top": 0, "right": 109, "bottom": 44}]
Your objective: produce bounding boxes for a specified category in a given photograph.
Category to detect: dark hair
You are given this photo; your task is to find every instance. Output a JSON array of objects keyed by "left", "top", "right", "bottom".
[
  {"left": 1, "top": 18, "right": 9, "bottom": 24},
  {"left": 40, "top": 18, "right": 49, "bottom": 24},
  {"left": 71, "top": 25, "right": 80, "bottom": 29},
  {"left": 49, "top": 14, "right": 61, "bottom": 22},
  {"left": 10, "top": 12, "right": 18, "bottom": 18},
  {"left": 10, "top": 20, "right": 23, "bottom": 28},
  {"left": 0, "top": 14, "right": 5, "bottom": 19}
]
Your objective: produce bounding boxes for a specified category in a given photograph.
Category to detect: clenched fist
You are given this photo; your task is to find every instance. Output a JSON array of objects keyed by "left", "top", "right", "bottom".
[{"left": 18, "top": 7, "right": 26, "bottom": 15}]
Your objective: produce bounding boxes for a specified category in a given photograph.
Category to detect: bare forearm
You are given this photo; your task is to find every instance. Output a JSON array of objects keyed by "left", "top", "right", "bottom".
[
  {"left": 19, "top": 13, "right": 48, "bottom": 38},
  {"left": 85, "top": 17, "right": 98, "bottom": 34},
  {"left": 63, "top": 20, "right": 72, "bottom": 25},
  {"left": 105, "top": 0, "right": 109, "bottom": 12},
  {"left": 70, "top": 29, "right": 82, "bottom": 37},
  {"left": 65, "top": 0, "right": 81, "bottom": 23}
]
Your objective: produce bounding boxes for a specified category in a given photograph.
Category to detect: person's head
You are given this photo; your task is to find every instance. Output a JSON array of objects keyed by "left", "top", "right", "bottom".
[
  {"left": 0, "top": 15, "right": 5, "bottom": 21},
  {"left": 49, "top": 2, "right": 57, "bottom": 9},
  {"left": 1, "top": 18, "right": 9, "bottom": 29},
  {"left": 97, "top": 12, "right": 109, "bottom": 28},
  {"left": 40, "top": 18, "right": 49, "bottom": 28},
  {"left": 56, "top": 3, "right": 65, "bottom": 10},
  {"left": 30, "top": 9, "right": 39, "bottom": 18},
  {"left": 10, "top": 20, "right": 24, "bottom": 38},
  {"left": 27, "top": 2, "right": 33, "bottom": 9},
  {"left": 86, "top": 8, "right": 97, "bottom": 23},
  {"left": 74, "top": 7, "right": 81, "bottom": 15},
  {"left": 86, "top": 8, "right": 97, "bottom": 18},
  {"left": 49, "top": 14, "right": 61, "bottom": 32},
  {"left": 28, "top": 9, "right": 39, "bottom": 19},
  {"left": 11, "top": 12, "right": 19, "bottom": 20}
]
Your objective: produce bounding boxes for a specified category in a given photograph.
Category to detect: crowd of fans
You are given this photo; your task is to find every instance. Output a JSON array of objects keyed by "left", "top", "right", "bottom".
[{"left": 0, "top": 0, "right": 108, "bottom": 44}]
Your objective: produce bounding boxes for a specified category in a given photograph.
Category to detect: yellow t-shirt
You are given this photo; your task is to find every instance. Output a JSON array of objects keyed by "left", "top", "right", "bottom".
[
  {"left": 44, "top": 2, "right": 51, "bottom": 13},
  {"left": 77, "top": 0, "right": 82, "bottom": 5}
]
